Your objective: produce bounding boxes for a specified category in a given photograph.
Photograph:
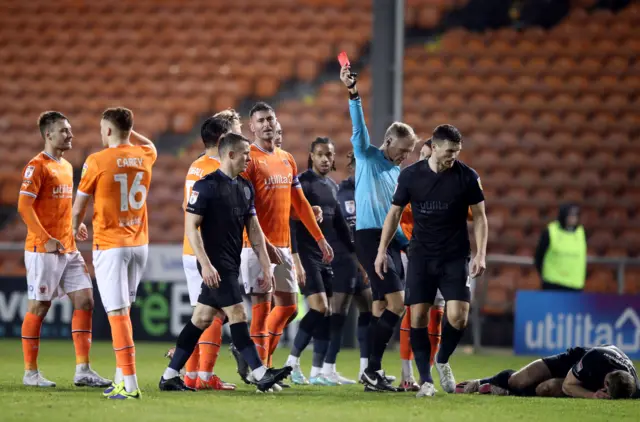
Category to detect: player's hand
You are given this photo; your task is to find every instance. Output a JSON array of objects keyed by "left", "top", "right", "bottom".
[
  {"left": 266, "top": 242, "right": 284, "bottom": 265},
  {"left": 470, "top": 254, "right": 486, "bottom": 278},
  {"left": 593, "top": 389, "right": 611, "bottom": 399},
  {"left": 374, "top": 251, "right": 387, "bottom": 280},
  {"left": 340, "top": 64, "right": 356, "bottom": 88},
  {"left": 44, "top": 237, "right": 65, "bottom": 253},
  {"left": 259, "top": 266, "right": 275, "bottom": 292},
  {"left": 357, "top": 261, "right": 370, "bottom": 285},
  {"left": 312, "top": 206, "right": 323, "bottom": 223},
  {"left": 201, "top": 263, "right": 220, "bottom": 288},
  {"left": 317, "top": 238, "right": 334, "bottom": 264},
  {"left": 294, "top": 256, "right": 306, "bottom": 288},
  {"left": 74, "top": 223, "right": 89, "bottom": 241}
]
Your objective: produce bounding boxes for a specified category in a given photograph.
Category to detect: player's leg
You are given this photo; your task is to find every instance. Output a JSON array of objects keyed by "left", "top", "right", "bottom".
[
  {"left": 181, "top": 254, "right": 203, "bottom": 387},
  {"left": 428, "top": 296, "right": 445, "bottom": 367},
  {"left": 535, "top": 378, "right": 566, "bottom": 397},
  {"left": 435, "top": 258, "right": 472, "bottom": 393},
  {"left": 62, "top": 251, "right": 111, "bottom": 387},
  {"left": 266, "top": 248, "right": 298, "bottom": 361},
  {"left": 322, "top": 291, "right": 355, "bottom": 384},
  {"left": 399, "top": 306, "right": 420, "bottom": 391},
  {"left": 286, "top": 259, "right": 327, "bottom": 385},
  {"left": 353, "top": 283, "right": 373, "bottom": 379},
  {"left": 22, "top": 251, "right": 63, "bottom": 387},
  {"left": 196, "top": 309, "right": 235, "bottom": 390}
]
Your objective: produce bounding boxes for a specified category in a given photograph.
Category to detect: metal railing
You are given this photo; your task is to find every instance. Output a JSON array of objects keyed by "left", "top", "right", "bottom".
[{"left": 470, "top": 254, "right": 640, "bottom": 352}]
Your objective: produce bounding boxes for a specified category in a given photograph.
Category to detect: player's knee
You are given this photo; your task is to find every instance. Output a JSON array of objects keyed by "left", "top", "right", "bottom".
[
  {"left": 507, "top": 374, "right": 527, "bottom": 390},
  {"left": 226, "top": 305, "right": 247, "bottom": 324},
  {"left": 27, "top": 300, "right": 51, "bottom": 317},
  {"left": 446, "top": 308, "right": 469, "bottom": 329},
  {"left": 75, "top": 296, "right": 94, "bottom": 311},
  {"left": 535, "top": 382, "right": 550, "bottom": 397},
  {"left": 410, "top": 309, "right": 428, "bottom": 328}
]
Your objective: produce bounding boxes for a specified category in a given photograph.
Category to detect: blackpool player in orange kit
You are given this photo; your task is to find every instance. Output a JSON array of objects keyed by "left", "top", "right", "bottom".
[
  {"left": 230, "top": 102, "right": 333, "bottom": 388},
  {"left": 72, "top": 107, "right": 157, "bottom": 400},
  {"left": 17, "top": 111, "right": 111, "bottom": 388},
  {"left": 179, "top": 109, "right": 241, "bottom": 391}
]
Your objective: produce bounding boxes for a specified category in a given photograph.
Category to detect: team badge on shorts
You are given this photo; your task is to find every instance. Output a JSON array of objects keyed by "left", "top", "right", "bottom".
[
  {"left": 189, "top": 190, "right": 199, "bottom": 204},
  {"left": 24, "top": 166, "right": 35, "bottom": 179},
  {"left": 345, "top": 200, "right": 355, "bottom": 214},
  {"left": 244, "top": 186, "right": 251, "bottom": 200},
  {"left": 39, "top": 285, "right": 47, "bottom": 294}
]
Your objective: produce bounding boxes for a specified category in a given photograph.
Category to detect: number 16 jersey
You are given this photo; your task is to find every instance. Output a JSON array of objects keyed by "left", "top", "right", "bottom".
[{"left": 78, "top": 144, "right": 157, "bottom": 250}]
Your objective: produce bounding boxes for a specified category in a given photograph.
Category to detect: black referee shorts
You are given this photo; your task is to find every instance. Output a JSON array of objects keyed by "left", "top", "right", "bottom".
[
  {"left": 355, "top": 229, "right": 404, "bottom": 302},
  {"left": 541, "top": 347, "right": 588, "bottom": 379},
  {"left": 331, "top": 255, "right": 357, "bottom": 294},
  {"left": 197, "top": 270, "right": 243, "bottom": 309},
  {"left": 405, "top": 254, "right": 470, "bottom": 305},
  {"left": 301, "top": 256, "right": 333, "bottom": 298}
]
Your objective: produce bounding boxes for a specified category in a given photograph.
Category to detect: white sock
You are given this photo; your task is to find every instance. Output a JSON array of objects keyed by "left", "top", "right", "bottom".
[
  {"left": 286, "top": 355, "right": 300, "bottom": 367},
  {"left": 163, "top": 367, "right": 179, "bottom": 380},
  {"left": 359, "top": 358, "right": 368, "bottom": 374},
  {"left": 76, "top": 363, "right": 90, "bottom": 373},
  {"left": 198, "top": 371, "right": 212, "bottom": 381},
  {"left": 25, "top": 369, "right": 38, "bottom": 376},
  {"left": 123, "top": 374, "right": 138, "bottom": 393},
  {"left": 401, "top": 359, "right": 414, "bottom": 380},
  {"left": 310, "top": 366, "right": 322, "bottom": 378},
  {"left": 185, "top": 371, "right": 197, "bottom": 379},
  {"left": 322, "top": 362, "right": 335, "bottom": 375},
  {"left": 114, "top": 367, "right": 123, "bottom": 384},
  {"left": 252, "top": 366, "right": 267, "bottom": 381}
]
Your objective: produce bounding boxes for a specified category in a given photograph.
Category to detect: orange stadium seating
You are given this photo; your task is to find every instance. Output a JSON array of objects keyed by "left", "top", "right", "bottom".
[{"left": 0, "top": 0, "right": 638, "bottom": 310}]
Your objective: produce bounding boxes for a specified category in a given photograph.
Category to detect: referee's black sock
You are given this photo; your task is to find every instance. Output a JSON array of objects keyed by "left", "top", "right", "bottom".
[
  {"left": 312, "top": 315, "right": 331, "bottom": 368},
  {"left": 290, "top": 309, "right": 324, "bottom": 357},
  {"left": 410, "top": 327, "right": 433, "bottom": 384},
  {"left": 168, "top": 320, "right": 203, "bottom": 372},
  {"left": 357, "top": 311, "right": 372, "bottom": 359},
  {"left": 230, "top": 322, "right": 262, "bottom": 371},
  {"left": 436, "top": 320, "right": 465, "bottom": 364},
  {"left": 368, "top": 310, "right": 400, "bottom": 372}
]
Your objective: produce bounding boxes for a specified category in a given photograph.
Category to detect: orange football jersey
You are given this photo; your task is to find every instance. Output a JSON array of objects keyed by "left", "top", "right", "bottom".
[
  {"left": 19, "top": 152, "right": 76, "bottom": 253},
  {"left": 400, "top": 204, "right": 473, "bottom": 241},
  {"left": 241, "top": 144, "right": 299, "bottom": 248},
  {"left": 77, "top": 144, "right": 157, "bottom": 250},
  {"left": 182, "top": 154, "right": 220, "bottom": 255}
]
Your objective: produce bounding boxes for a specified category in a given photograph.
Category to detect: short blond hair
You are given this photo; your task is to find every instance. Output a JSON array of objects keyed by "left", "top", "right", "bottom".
[
  {"left": 213, "top": 108, "right": 241, "bottom": 125},
  {"left": 384, "top": 122, "right": 418, "bottom": 144}
]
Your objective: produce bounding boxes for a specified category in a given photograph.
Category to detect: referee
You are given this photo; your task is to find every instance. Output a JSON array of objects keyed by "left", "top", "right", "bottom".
[
  {"left": 375, "top": 124, "right": 488, "bottom": 398},
  {"left": 340, "top": 64, "right": 418, "bottom": 392},
  {"left": 159, "top": 133, "right": 291, "bottom": 393}
]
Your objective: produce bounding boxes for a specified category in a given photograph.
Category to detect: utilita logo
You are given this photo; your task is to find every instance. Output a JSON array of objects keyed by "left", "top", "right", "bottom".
[{"left": 524, "top": 308, "right": 640, "bottom": 353}]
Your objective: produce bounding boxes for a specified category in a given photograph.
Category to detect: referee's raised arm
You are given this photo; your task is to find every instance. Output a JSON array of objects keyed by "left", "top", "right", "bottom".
[{"left": 341, "top": 64, "right": 370, "bottom": 156}]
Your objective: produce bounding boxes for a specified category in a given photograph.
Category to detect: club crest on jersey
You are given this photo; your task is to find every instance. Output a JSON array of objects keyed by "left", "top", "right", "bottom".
[
  {"left": 189, "top": 190, "right": 199, "bottom": 204},
  {"left": 24, "top": 166, "right": 35, "bottom": 179},
  {"left": 345, "top": 200, "right": 355, "bottom": 214},
  {"left": 282, "top": 159, "right": 290, "bottom": 167},
  {"left": 244, "top": 186, "right": 251, "bottom": 200}
]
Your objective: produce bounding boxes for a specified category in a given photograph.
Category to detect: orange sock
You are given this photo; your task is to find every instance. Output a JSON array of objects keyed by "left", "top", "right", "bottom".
[
  {"left": 198, "top": 316, "right": 223, "bottom": 375},
  {"left": 22, "top": 312, "right": 43, "bottom": 371},
  {"left": 428, "top": 307, "right": 444, "bottom": 366},
  {"left": 185, "top": 344, "right": 199, "bottom": 377},
  {"left": 400, "top": 307, "right": 413, "bottom": 361},
  {"left": 108, "top": 315, "right": 136, "bottom": 376},
  {"left": 250, "top": 302, "right": 271, "bottom": 363},
  {"left": 72, "top": 309, "right": 92, "bottom": 365},
  {"left": 266, "top": 304, "right": 297, "bottom": 365}
]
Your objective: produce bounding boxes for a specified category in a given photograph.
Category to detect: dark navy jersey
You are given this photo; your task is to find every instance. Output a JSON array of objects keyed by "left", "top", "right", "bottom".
[
  {"left": 572, "top": 345, "right": 640, "bottom": 397},
  {"left": 392, "top": 160, "right": 484, "bottom": 259},
  {"left": 294, "top": 169, "right": 354, "bottom": 263},
  {"left": 337, "top": 176, "right": 356, "bottom": 246},
  {"left": 186, "top": 170, "right": 256, "bottom": 275}
]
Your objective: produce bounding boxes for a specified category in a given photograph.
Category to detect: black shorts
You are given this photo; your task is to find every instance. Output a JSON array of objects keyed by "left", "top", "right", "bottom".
[
  {"left": 331, "top": 255, "right": 357, "bottom": 294},
  {"left": 405, "top": 255, "right": 470, "bottom": 305},
  {"left": 355, "top": 229, "right": 404, "bottom": 301},
  {"left": 541, "top": 347, "right": 588, "bottom": 379},
  {"left": 197, "top": 271, "right": 243, "bottom": 309},
  {"left": 354, "top": 271, "right": 369, "bottom": 295},
  {"left": 301, "top": 256, "right": 333, "bottom": 298}
]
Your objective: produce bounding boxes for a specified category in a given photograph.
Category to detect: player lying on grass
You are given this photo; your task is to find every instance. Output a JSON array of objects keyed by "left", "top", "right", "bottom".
[
  {"left": 159, "top": 133, "right": 291, "bottom": 393},
  {"left": 456, "top": 345, "right": 639, "bottom": 399}
]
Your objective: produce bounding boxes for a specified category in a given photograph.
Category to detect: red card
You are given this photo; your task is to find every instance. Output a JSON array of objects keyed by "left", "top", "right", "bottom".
[{"left": 337, "top": 51, "right": 350, "bottom": 67}]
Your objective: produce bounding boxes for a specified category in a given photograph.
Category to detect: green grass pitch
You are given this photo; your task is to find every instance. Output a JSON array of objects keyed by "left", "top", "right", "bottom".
[{"left": 0, "top": 339, "right": 637, "bottom": 422}]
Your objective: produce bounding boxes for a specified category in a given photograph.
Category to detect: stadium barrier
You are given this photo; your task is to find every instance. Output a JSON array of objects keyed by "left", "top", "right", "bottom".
[{"left": 472, "top": 254, "right": 640, "bottom": 355}]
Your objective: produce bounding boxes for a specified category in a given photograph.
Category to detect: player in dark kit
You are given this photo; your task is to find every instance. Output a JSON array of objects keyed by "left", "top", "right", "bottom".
[
  {"left": 456, "top": 345, "right": 639, "bottom": 399},
  {"left": 333, "top": 150, "right": 374, "bottom": 381},
  {"left": 159, "top": 133, "right": 291, "bottom": 393},
  {"left": 285, "top": 137, "right": 358, "bottom": 386},
  {"left": 375, "top": 124, "right": 488, "bottom": 398}
]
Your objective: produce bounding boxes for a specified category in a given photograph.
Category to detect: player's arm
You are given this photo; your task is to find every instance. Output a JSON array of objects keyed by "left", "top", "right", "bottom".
[
  {"left": 130, "top": 129, "right": 157, "bottom": 158},
  {"left": 562, "top": 370, "right": 599, "bottom": 399},
  {"left": 71, "top": 193, "right": 91, "bottom": 239},
  {"left": 468, "top": 171, "right": 488, "bottom": 278},
  {"left": 340, "top": 65, "right": 370, "bottom": 156},
  {"left": 185, "top": 181, "right": 220, "bottom": 287},
  {"left": 246, "top": 215, "right": 274, "bottom": 290}
]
